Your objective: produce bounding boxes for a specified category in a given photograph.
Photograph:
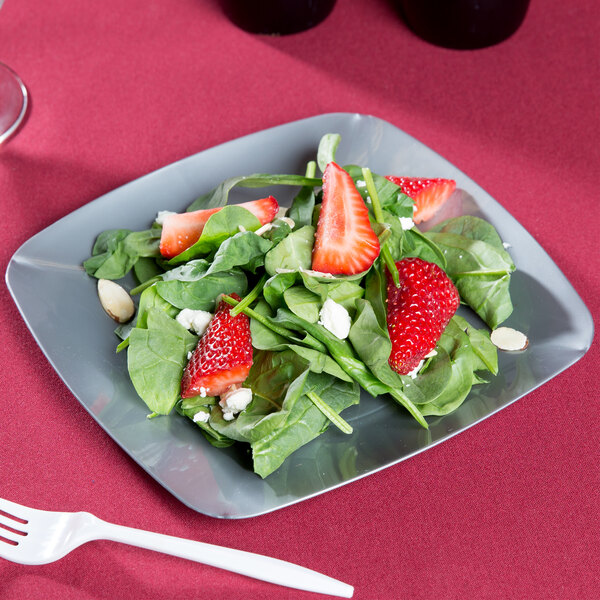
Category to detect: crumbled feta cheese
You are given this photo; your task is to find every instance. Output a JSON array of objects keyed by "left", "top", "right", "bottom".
[
  {"left": 199, "top": 387, "right": 208, "bottom": 398},
  {"left": 355, "top": 179, "right": 366, "bottom": 188},
  {"left": 176, "top": 308, "right": 213, "bottom": 336},
  {"left": 503, "top": 242, "right": 512, "bottom": 249},
  {"left": 219, "top": 386, "right": 253, "bottom": 420},
  {"left": 399, "top": 216, "right": 415, "bottom": 230},
  {"left": 193, "top": 411, "right": 210, "bottom": 423},
  {"left": 318, "top": 298, "right": 351, "bottom": 340},
  {"left": 187, "top": 350, "right": 193, "bottom": 360},
  {"left": 155, "top": 210, "right": 176, "bottom": 225}
]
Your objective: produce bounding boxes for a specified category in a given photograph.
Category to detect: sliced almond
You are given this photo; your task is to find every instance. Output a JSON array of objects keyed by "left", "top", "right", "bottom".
[
  {"left": 490, "top": 327, "right": 529, "bottom": 351},
  {"left": 280, "top": 216, "right": 295, "bottom": 228},
  {"left": 97, "top": 279, "right": 135, "bottom": 323}
]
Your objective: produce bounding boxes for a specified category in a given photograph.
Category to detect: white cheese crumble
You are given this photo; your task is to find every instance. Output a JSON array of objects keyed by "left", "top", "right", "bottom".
[
  {"left": 503, "top": 242, "right": 512, "bottom": 249},
  {"left": 318, "top": 298, "right": 351, "bottom": 340},
  {"left": 399, "top": 216, "right": 415, "bottom": 230},
  {"left": 193, "top": 411, "right": 210, "bottom": 423},
  {"left": 155, "top": 210, "right": 176, "bottom": 225},
  {"left": 176, "top": 308, "right": 213, "bottom": 336},
  {"left": 220, "top": 386, "right": 253, "bottom": 420}
]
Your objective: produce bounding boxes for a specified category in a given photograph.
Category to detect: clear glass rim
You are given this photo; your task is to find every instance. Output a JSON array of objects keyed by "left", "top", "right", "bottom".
[{"left": 0, "top": 61, "right": 29, "bottom": 144}]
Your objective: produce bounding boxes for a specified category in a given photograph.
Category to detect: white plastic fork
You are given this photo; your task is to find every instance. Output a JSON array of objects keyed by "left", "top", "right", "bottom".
[{"left": 0, "top": 497, "right": 353, "bottom": 598}]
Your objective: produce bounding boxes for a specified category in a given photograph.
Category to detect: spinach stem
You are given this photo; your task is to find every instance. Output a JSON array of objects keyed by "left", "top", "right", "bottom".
[
  {"left": 221, "top": 295, "right": 298, "bottom": 340},
  {"left": 362, "top": 167, "right": 400, "bottom": 287},
  {"left": 306, "top": 391, "right": 353, "bottom": 434},
  {"left": 130, "top": 276, "right": 161, "bottom": 296},
  {"left": 388, "top": 389, "right": 429, "bottom": 429},
  {"left": 230, "top": 273, "right": 267, "bottom": 316},
  {"left": 305, "top": 160, "right": 316, "bottom": 178}
]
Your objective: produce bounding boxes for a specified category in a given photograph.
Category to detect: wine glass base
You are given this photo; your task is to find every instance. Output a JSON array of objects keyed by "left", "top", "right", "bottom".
[{"left": 0, "top": 62, "right": 28, "bottom": 144}]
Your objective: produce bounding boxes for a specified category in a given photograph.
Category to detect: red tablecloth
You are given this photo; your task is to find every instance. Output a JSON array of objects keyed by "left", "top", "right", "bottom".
[{"left": 1, "top": 0, "right": 598, "bottom": 598}]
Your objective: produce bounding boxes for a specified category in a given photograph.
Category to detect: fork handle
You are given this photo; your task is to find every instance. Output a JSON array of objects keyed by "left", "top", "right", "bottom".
[{"left": 94, "top": 519, "right": 353, "bottom": 598}]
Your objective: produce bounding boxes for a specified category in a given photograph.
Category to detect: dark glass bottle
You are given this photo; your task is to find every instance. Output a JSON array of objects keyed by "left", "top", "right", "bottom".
[
  {"left": 397, "top": 0, "right": 530, "bottom": 49},
  {"left": 221, "top": 0, "right": 336, "bottom": 35}
]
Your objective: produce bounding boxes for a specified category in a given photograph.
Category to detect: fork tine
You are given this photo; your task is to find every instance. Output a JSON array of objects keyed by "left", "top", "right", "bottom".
[
  {"left": 0, "top": 498, "right": 32, "bottom": 523},
  {"left": 0, "top": 510, "right": 27, "bottom": 534},
  {"left": 0, "top": 525, "right": 24, "bottom": 545}
]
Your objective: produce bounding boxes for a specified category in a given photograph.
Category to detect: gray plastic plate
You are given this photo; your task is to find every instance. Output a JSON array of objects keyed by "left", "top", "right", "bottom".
[{"left": 6, "top": 113, "right": 594, "bottom": 518}]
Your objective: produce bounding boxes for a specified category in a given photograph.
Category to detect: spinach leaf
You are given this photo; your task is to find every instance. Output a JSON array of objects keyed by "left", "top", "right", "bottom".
[
  {"left": 283, "top": 285, "right": 321, "bottom": 323},
  {"left": 264, "top": 225, "right": 315, "bottom": 275},
  {"left": 176, "top": 401, "right": 235, "bottom": 448},
  {"left": 404, "top": 316, "right": 498, "bottom": 416},
  {"left": 317, "top": 133, "right": 341, "bottom": 172},
  {"left": 363, "top": 262, "right": 387, "bottom": 329},
  {"left": 160, "top": 258, "right": 210, "bottom": 281},
  {"left": 186, "top": 174, "right": 322, "bottom": 212},
  {"left": 133, "top": 257, "right": 164, "bottom": 286},
  {"left": 206, "top": 231, "right": 273, "bottom": 275},
  {"left": 263, "top": 272, "right": 300, "bottom": 310},
  {"left": 136, "top": 284, "right": 179, "bottom": 329},
  {"left": 287, "top": 163, "right": 317, "bottom": 229},
  {"left": 84, "top": 229, "right": 161, "bottom": 280},
  {"left": 251, "top": 368, "right": 358, "bottom": 478},
  {"left": 208, "top": 353, "right": 359, "bottom": 478},
  {"left": 168, "top": 206, "right": 263, "bottom": 264},
  {"left": 127, "top": 308, "right": 197, "bottom": 415},
  {"left": 156, "top": 269, "right": 248, "bottom": 310},
  {"left": 348, "top": 298, "right": 404, "bottom": 390},
  {"left": 300, "top": 273, "right": 364, "bottom": 314},
  {"left": 248, "top": 299, "right": 326, "bottom": 352},
  {"left": 260, "top": 218, "right": 293, "bottom": 244},
  {"left": 426, "top": 216, "right": 515, "bottom": 328}
]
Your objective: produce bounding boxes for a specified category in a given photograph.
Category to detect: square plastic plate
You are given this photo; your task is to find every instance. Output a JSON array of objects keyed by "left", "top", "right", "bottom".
[{"left": 6, "top": 113, "right": 593, "bottom": 518}]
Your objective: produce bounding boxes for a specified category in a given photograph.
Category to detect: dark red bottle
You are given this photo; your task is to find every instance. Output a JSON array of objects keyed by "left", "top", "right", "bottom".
[
  {"left": 221, "top": 0, "right": 336, "bottom": 35},
  {"left": 397, "top": 0, "right": 530, "bottom": 49}
]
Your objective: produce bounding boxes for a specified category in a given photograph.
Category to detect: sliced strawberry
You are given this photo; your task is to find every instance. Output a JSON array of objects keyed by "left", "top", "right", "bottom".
[
  {"left": 181, "top": 294, "right": 253, "bottom": 398},
  {"left": 160, "top": 196, "right": 279, "bottom": 258},
  {"left": 312, "top": 162, "right": 380, "bottom": 275},
  {"left": 386, "top": 258, "right": 459, "bottom": 375},
  {"left": 385, "top": 176, "right": 456, "bottom": 224}
]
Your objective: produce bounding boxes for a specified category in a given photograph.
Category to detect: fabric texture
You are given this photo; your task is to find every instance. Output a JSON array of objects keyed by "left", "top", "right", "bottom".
[{"left": 1, "top": 0, "right": 598, "bottom": 598}]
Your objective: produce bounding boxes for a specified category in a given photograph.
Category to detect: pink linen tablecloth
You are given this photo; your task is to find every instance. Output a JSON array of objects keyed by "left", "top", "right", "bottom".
[{"left": 1, "top": 0, "right": 598, "bottom": 598}]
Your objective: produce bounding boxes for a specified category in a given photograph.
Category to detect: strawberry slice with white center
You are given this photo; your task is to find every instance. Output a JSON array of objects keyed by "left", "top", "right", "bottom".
[
  {"left": 385, "top": 176, "right": 456, "bottom": 224},
  {"left": 311, "top": 162, "right": 380, "bottom": 275},
  {"left": 181, "top": 294, "right": 253, "bottom": 398},
  {"left": 160, "top": 196, "right": 279, "bottom": 259}
]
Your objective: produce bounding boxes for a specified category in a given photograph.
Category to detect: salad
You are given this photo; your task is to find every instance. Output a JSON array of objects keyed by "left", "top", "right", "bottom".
[{"left": 84, "top": 134, "right": 520, "bottom": 478}]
